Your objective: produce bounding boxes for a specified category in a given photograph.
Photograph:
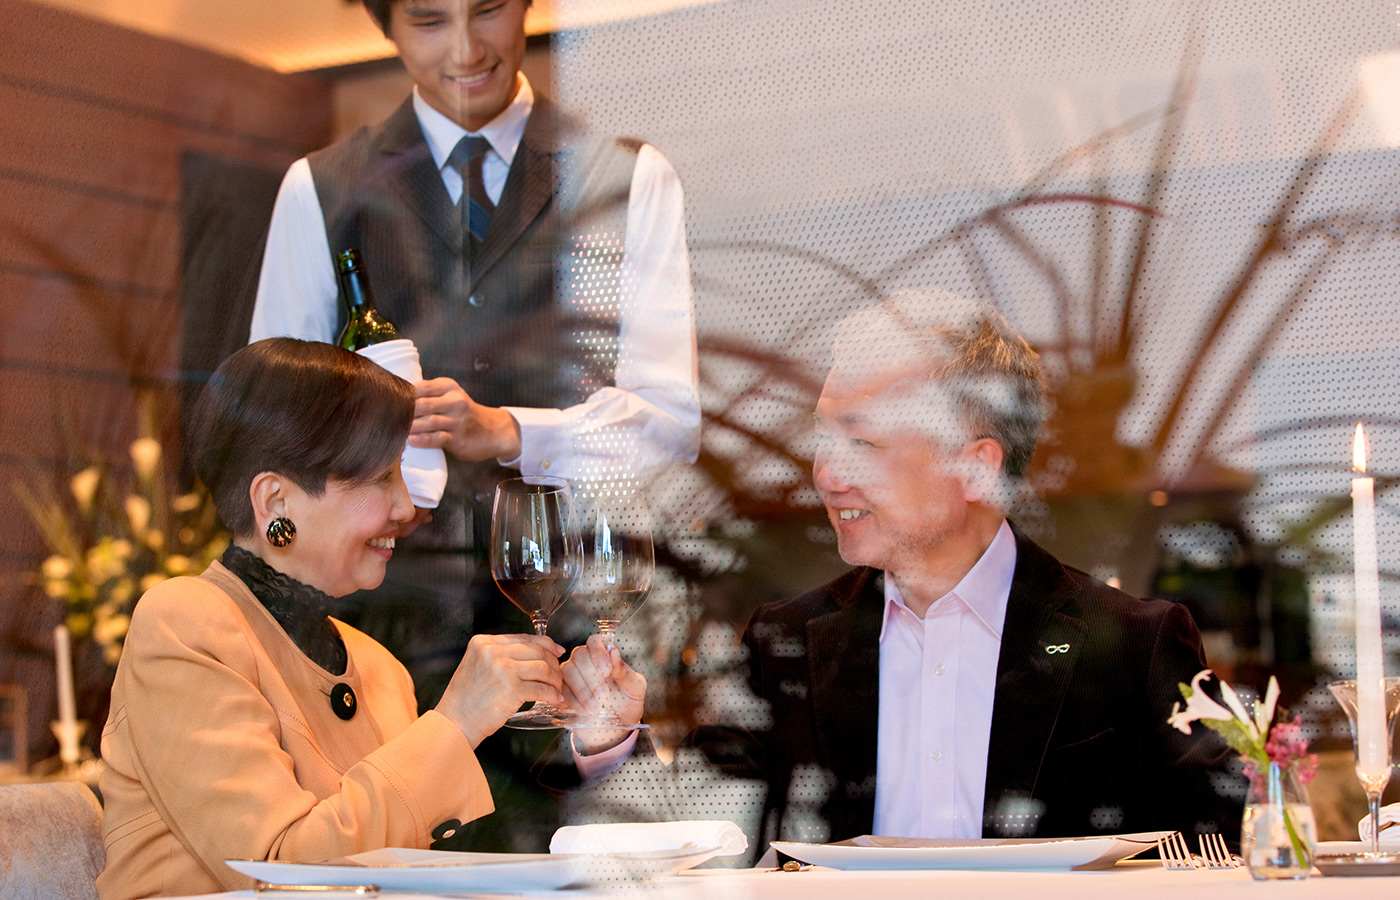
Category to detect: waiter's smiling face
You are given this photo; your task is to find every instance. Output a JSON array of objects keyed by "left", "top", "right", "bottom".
[{"left": 387, "top": 0, "right": 529, "bottom": 132}]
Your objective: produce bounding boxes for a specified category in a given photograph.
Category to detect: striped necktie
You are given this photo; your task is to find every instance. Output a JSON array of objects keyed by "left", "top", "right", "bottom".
[{"left": 447, "top": 135, "right": 495, "bottom": 255}]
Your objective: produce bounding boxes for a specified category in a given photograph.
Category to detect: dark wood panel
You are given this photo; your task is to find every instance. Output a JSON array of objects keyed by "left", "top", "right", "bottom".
[
  {"left": 0, "top": 653, "right": 62, "bottom": 772},
  {"left": 0, "top": 0, "right": 332, "bottom": 154},
  {"left": 0, "top": 82, "right": 304, "bottom": 208},
  {"left": 0, "top": 179, "right": 180, "bottom": 294},
  {"left": 0, "top": 270, "right": 181, "bottom": 377},
  {"left": 0, "top": 371, "right": 153, "bottom": 469},
  {"left": 0, "top": 0, "right": 334, "bottom": 772}
]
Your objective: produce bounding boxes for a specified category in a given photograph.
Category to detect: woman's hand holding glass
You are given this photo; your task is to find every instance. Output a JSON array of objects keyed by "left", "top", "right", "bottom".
[{"left": 435, "top": 633, "right": 566, "bottom": 748}]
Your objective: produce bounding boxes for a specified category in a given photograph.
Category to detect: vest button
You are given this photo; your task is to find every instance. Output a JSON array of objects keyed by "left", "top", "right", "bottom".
[
  {"left": 467, "top": 294, "right": 482, "bottom": 307},
  {"left": 474, "top": 358, "right": 490, "bottom": 372}
]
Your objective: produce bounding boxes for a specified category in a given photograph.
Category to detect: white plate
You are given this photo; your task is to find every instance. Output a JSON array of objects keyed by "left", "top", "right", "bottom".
[
  {"left": 770, "top": 832, "right": 1169, "bottom": 871},
  {"left": 228, "top": 845, "right": 721, "bottom": 893}
]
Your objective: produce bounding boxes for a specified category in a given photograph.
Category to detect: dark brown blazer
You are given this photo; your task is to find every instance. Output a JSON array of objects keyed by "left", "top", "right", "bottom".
[{"left": 705, "top": 527, "right": 1239, "bottom": 851}]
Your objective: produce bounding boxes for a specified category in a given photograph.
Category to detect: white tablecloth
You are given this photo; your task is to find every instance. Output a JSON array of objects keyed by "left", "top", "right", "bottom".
[{"left": 167, "top": 861, "right": 1400, "bottom": 900}]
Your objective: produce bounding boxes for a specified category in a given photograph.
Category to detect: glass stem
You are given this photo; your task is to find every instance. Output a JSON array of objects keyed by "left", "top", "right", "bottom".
[
  {"left": 532, "top": 617, "right": 549, "bottom": 636},
  {"left": 597, "top": 624, "right": 618, "bottom": 720},
  {"left": 1371, "top": 791, "right": 1383, "bottom": 855}
]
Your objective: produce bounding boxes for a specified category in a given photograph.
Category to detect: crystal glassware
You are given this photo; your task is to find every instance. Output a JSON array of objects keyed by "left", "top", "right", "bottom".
[
  {"left": 1328, "top": 677, "right": 1400, "bottom": 856},
  {"left": 568, "top": 488, "right": 653, "bottom": 732},
  {"left": 1240, "top": 760, "right": 1316, "bottom": 879},
  {"left": 490, "top": 476, "right": 582, "bottom": 729}
]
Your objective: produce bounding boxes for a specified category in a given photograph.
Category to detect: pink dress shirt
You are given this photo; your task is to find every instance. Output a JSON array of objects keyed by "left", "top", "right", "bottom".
[{"left": 873, "top": 520, "right": 1017, "bottom": 838}]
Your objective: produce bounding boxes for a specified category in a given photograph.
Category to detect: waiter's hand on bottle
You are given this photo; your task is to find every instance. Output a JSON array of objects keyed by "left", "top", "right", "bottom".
[{"left": 409, "top": 377, "right": 523, "bottom": 463}]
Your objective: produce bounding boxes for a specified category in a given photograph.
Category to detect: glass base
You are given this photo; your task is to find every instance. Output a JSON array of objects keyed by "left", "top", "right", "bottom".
[
  {"left": 1315, "top": 851, "right": 1400, "bottom": 876},
  {"left": 565, "top": 718, "right": 651, "bottom": 733},
  {"left": 504, "top": 704, "right": 575, "bottom": 731}
]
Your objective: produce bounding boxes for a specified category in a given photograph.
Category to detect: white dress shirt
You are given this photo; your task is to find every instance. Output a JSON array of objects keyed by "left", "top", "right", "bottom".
[
  {"left": 873, "top": 520, "right": 1017, "bottom": 838},
  {"left": 249, "top": 76, "right": 701, "bottom": 479}
]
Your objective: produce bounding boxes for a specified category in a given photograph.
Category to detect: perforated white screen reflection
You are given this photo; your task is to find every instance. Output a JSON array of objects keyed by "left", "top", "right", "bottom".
[{"left": 548, "top": 0, "right": 1400, "bottom": 840}]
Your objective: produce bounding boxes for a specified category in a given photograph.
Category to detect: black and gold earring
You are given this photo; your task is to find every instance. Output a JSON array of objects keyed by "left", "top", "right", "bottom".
[{"left": 266, "top": 517, "right": 297, "bottom": 548}]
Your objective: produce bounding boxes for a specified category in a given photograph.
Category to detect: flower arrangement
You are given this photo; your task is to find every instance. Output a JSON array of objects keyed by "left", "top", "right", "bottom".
[
  {"left": 14, "top": 403, "right": 227, "bottom": 666},
  {"left": 1168, "top": 668, "right": 1316, "bottom": 873},
  {"left": 1168, "top": 669, "right": 1318, "bottom": 783}
]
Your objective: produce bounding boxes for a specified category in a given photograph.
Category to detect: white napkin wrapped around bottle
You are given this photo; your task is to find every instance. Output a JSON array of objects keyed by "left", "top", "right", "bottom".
[
  {"left": 1359, "top": 802, "right": 1400, "bottom": 844},
  {"left": 355, "top": 339, "right": 447, "bottom": 509},
  {"left": 549, "top": 820, "right": 748, "bottom": 862}
]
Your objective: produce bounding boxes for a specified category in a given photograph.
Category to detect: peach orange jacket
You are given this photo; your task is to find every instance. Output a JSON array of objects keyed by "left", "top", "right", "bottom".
[{"left": 97, "top": 561, "right": 492, "bottom": 899}]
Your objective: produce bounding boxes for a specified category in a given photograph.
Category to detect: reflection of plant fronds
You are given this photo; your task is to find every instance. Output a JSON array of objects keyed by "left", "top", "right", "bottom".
[
  {"left": 860, "top": 66, "right": 1378, "bottom": 501},
  {"left": 638, "top": 39, "right": 1395, "bottom": 742},
  {"left": 1113, "top": 33, "right": 1201, "bottom": 363},
  {"left": 1223, "top": 417, "right": 1400, "bottom": 456},
  {"left": 695, "top": 337, "right": 823, "bottom": 515},
  {"left": 1146, "top": 92, "right": 1370, "bottom": 471},
  {"left": 693, "top": 240, "right": 885, "bottom": 305}
]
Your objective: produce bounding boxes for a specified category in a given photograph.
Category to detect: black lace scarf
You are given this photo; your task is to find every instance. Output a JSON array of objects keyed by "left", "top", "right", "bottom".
[{"left": 221, "top": 545, "right": 348, "bottom": 676}]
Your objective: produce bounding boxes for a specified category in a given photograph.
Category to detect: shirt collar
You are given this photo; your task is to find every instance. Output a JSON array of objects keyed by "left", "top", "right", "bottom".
[
  {"left": 879, "top": 519, "right": 1017, "bottom": 641},
  {"left": 412, "top": 74, "right": 533, "bottom": 171}
]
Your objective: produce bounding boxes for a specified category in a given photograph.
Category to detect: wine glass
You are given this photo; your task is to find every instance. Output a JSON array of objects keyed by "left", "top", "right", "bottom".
[
  {"left": 490, "top": 476, "right": 582, "bottom": 729},
  {"left": 1328, "top": 677, "right": 1400, "bottom": 856},
  {"left": 568, "top": 489, "right": 653, "bottom": 732}
]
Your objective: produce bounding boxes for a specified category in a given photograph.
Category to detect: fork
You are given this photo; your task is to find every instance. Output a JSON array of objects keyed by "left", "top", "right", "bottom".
[
  {"left": 1157, "top": 831, "right": 1196, "bottom": 870},
  {"left": 1198, "top": 833, "right": 1238, "bottom": 869}
]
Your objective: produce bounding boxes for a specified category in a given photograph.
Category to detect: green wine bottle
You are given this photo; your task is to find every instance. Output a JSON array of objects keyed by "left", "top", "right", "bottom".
[{"left": 335, "top": 248, "right": 400, "bottom": 350}]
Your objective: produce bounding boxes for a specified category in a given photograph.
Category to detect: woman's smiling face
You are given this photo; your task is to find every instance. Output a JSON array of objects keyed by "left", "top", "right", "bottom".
[{"left": 274, "top": 464, "right": 415, "bottom": 598}]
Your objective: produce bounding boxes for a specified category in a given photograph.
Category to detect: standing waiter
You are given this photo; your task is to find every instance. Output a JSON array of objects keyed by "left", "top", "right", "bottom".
[{"left": 249, "top": 0, "right": 699, "bottom": 849}]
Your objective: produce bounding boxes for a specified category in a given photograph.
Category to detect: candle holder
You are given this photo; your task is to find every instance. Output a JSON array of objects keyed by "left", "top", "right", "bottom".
[
  {"left": 49, "top": 718, "right": 89, "bottom": 780},
  {"left": 1328, "top": 678, "right": 1400, "bottom": 862}
]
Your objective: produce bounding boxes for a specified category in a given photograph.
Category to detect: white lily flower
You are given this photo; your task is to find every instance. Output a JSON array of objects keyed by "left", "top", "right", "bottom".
[
  {"left": 1167, "top": 701, "right": 1194, "bottom": 735},
  {"left": 1255, "top": 676, "right": 1280, "bottom": 736},
  {"left": 125, "top": 495, "right": 151, "bottom": 535},
  {"left": 130, "top": 437, "right": 162, "bottom": 481},
  {"left": 70, "top": 467, "right": 100, "bottom": 512},
  {"left": 42, "top": 555, "right": 73, "bottom": 581},
  {"left": 1219, "top": 679, "right": 1260, "bottom": 740},
  {"left": 1166, "top": 669, "right": 1234, "bottom": 733}
]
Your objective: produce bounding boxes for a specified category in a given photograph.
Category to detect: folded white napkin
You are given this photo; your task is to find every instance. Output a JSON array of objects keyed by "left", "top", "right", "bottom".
[
  {"left": 355, "top": 339, "right": 447, "bottom": 509},
  {"left": 549, "top": 820, "right": 748, "bottom": 860},
  {"left": 1358, "top": 802, "right": 1400, "bottom": 844}
]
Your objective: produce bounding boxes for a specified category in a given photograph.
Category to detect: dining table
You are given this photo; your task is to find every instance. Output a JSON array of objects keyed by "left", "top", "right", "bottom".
[{"left": 163, "top": 859, "right": 1400, "bottom": 900}]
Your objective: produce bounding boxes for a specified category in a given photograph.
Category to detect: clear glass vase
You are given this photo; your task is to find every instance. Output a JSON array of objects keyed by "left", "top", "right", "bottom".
[{"left": 1241, "top": 761, "right": 1316, "bottom": 880}]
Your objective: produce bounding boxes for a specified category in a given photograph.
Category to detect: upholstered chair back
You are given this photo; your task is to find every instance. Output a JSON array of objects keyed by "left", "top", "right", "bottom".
[{"left": 0, "top": 782, "right": 104, "bottom": 900}]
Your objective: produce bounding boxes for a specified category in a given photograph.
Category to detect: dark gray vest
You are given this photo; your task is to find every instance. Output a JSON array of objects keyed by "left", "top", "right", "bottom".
[{"left": 308, "top": 97, "right": 638, "bottom": 549}]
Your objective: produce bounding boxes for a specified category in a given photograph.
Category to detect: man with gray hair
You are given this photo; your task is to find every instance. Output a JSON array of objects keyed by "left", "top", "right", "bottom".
[{"left": 723, "top": 290, "right": 1234, "bottom": 851}]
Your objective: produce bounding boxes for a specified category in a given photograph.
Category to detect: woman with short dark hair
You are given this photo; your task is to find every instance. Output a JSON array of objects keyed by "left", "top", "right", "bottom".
[{"left": 95, "top": 340, "right": 636, "bottom": 900}]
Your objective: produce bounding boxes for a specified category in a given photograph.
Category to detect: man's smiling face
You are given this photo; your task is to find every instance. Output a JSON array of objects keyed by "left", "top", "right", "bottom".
[
  {"left": 388, "top": 0, "right": 528, "bottom": 132},
  {"left": 812, "top": 361, "right": 981, "bottom": 577}
]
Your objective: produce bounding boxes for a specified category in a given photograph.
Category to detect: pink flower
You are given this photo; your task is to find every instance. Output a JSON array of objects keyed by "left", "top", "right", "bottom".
[{"left": 1262, "top": 717, "right": 1317, "bottom": 783}]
